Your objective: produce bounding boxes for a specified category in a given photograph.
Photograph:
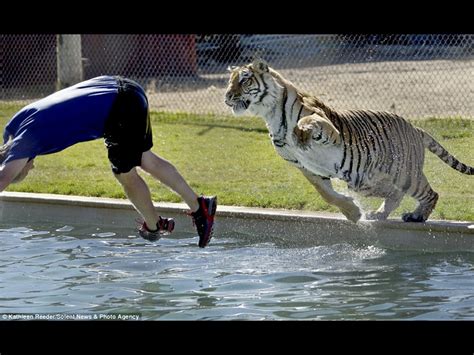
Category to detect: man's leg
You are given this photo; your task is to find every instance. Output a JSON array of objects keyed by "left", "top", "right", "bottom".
[
  {"left": 140, "top": 150, "right": 199, "bottom": 212},
  {"left": 113, "top": 167, "right": 159, "bottom": 228},
  {"left": 140, "top": 150, "right": 217, "bottom": 247}
]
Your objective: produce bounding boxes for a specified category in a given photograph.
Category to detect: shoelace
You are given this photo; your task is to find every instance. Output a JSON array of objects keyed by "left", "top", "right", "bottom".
[
  {"left": 157, "top": 216, "right": 174, "bottom": 233},
  {"left": 136, "top": 217, "right": 174, "bottom": 234}
]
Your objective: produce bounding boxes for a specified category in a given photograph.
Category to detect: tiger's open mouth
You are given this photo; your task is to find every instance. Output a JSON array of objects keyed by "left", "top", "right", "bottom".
[{"left": 227, "top": 99, "right": 250, "bottom": 112}]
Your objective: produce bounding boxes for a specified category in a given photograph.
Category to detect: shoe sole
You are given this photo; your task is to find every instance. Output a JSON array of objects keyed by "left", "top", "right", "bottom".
[
  {"left": 199, "top": 196, "right": 217, "bottom": 248},
  {"left": 207, "top": 196, "right": 217, "bottom": 217}
]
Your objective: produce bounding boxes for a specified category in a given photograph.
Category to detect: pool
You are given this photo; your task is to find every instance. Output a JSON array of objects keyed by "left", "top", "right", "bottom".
[{"left": 1, "top": 221, "right": 473, "bottom": 320}]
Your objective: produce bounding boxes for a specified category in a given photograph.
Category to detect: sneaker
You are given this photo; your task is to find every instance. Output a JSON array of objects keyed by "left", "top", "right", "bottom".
[
  {"left": 189, "top": 196, "right": 217, "bottom": 248},
  {"left": 138, "top": 216, "right": 175, "bottom": 241}
]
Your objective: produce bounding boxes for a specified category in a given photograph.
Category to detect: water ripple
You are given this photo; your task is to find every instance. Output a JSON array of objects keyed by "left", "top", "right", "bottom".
[{"left": 0, "top": 222, "right": 473, "bottom": 320}]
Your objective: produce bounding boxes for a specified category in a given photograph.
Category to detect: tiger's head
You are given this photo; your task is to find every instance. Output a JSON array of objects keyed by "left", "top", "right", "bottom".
[{"left": 224, "top": 58, "right": 281, "bottom": 116}]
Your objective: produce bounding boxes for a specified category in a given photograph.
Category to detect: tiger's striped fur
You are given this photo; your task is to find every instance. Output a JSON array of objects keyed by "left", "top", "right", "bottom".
[{"left": 224, "top": 58, "right": 473, "bottom": 223}]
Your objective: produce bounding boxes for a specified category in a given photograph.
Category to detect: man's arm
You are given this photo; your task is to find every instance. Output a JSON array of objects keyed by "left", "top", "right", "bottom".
[{"left": 0, "top": 158, "right": 29, "bottom": 192}]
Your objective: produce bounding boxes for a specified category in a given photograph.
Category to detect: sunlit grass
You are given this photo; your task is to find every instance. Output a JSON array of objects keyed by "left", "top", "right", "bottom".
[{"left": 0, "top": 103, "right": 472, "bottom": 221}]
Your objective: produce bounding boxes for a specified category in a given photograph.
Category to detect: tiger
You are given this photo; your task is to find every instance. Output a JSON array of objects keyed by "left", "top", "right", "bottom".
[{"left": 224, "top": 58, "right": 473, "bottom": 223}]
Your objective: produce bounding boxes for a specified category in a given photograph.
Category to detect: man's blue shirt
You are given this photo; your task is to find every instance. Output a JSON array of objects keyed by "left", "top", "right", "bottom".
[{"left": 3, "top": 76, "right": 119, "bottom": 164}]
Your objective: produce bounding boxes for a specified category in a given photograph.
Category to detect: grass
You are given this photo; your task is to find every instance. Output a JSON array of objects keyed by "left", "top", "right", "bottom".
[{"left": 0, "top": 102, "right": 473, "bottom": 221}]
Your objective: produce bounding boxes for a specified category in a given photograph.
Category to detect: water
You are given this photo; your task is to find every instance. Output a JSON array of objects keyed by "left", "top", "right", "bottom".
[{"left": 1, "top": 222, "right": 473, "bottom": 320}]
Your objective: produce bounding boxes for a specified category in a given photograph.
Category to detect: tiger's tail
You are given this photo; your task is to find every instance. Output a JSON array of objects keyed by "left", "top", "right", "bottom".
[{"left": 420, "top": 129, "right": 474, "bottom": 175}]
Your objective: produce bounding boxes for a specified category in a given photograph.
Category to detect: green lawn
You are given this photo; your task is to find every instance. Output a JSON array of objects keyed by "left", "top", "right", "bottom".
[{"left": 0, "top": 102, "right": 473, "bottom": 221}]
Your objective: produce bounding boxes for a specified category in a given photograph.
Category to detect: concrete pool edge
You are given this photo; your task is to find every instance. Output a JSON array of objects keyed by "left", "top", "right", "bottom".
[{"left": 0, "top": 191, "right": 473, "bottom": 252}]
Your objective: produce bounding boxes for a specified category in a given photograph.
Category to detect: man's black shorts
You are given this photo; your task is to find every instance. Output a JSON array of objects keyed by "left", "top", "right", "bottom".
[{"left": 104, "top": 76, "right": 153, "bottom": 174}]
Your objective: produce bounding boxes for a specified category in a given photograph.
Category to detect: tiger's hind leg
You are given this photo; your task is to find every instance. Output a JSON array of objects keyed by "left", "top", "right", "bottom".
[
  {"left": 402, "top": 174, "right": 439, "bottom": 223},
  {"left": 365, "top": 190, "right": 404, "bottom": 221}
]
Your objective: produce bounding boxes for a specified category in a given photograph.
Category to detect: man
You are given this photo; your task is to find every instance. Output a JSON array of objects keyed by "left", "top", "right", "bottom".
[{"left": 0, "top": 75, "right": 217, "bottom": 248}]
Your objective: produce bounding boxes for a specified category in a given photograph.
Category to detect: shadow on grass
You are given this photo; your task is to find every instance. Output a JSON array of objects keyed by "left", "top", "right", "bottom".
[
  {"left": 153, "top": 116, "right": 269, "bottom": 136},
  {"left": 193, "top": 123, "right": 268, "bottom": 136}
]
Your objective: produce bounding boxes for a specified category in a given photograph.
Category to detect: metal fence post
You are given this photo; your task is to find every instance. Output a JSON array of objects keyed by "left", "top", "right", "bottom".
[{"left": 56, "top": 34, "right": 83, "bottom": 90}]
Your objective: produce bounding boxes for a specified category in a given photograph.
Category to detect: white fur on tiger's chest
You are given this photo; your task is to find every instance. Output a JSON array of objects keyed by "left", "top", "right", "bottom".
[
  {"left": 273, "top": 128, "right": 343, "bottom": 178},
  {"left": 258, "top": 88, "right": 343, "bottom": 178},
  {"left": 296, "top": 143, "right": 343, "bottom": 177}
]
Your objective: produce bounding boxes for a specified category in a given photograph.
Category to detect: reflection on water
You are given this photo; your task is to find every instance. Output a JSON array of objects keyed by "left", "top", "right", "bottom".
[{"left": 0, "top": 222, "right": 473, "bottom": 320}]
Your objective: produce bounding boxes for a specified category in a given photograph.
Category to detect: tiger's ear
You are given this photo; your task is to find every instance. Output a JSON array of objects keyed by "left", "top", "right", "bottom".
[
  {"left": 251, "top": 58, "right": 269, "bottom": 73},
  {"left": 227, "top": 65, "right": 238, "bottom": 72}
]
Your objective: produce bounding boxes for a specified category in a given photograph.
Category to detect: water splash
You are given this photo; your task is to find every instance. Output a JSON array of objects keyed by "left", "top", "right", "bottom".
[
  {"left": 56, "top": 225, "right": 74, "bottom": 232},
  {"left": 92, "top": 232, "right": 117, "bottom": 238}
]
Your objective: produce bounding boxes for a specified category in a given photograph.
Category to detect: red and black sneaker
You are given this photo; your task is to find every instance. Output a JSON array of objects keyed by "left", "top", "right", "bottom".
[
  {"left": 138, "top": 216, "right": 175, "bottom": 241},
  {"left": 189, "top": 196, "right": 217, "bottom": 248}
]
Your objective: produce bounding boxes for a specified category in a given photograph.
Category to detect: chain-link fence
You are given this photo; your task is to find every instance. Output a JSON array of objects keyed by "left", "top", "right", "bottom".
[{"left": 1, "top": 34, "right": 472, "bottom": 118}]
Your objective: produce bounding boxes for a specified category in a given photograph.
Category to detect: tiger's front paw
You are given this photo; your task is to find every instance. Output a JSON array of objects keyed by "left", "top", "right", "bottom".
[
  {"left": 341, "top": 205, "right": 362, "bottom": 223},
  {"left": 293, "top": 124, "right": 313, "bottom": 146}
]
